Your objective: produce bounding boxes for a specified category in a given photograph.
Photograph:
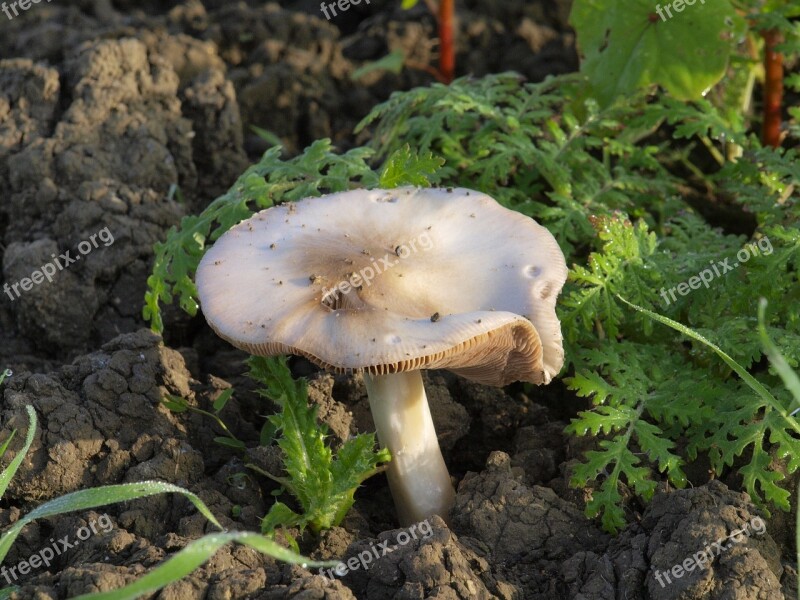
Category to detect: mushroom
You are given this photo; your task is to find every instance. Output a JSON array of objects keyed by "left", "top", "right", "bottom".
[{"left": 195, "top": 187, "right": 568, "bottom": 525}]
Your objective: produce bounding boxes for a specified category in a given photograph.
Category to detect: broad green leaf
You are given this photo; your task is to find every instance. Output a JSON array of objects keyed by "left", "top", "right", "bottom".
[
  {"left": 261, "top": 501, "right": 304, "bottom": 534},
  {"left": 570, "top": 0, "right": 742, "bottom": 106},
  {"left": 162, "top": 398, "right": 188, "bottom": 413},
  {"left": 260, "top": 420, "right": 278, "bottom": 447},
  {"left": 351, "top": 50, "right": 405, "bottom": 81},
  {"left": 213, "top": 388, "right": 234, "bottom": 413}
]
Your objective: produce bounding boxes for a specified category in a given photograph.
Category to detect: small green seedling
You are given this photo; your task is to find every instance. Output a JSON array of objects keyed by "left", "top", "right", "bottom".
[
  {"left": 163, "top": 389, "right": 245, "bottom": 450},
  {"left": 161, "top": 358, "right": 392, "bottom": 539},
  {"left": 248, "top": 356, "right": 390, "bottom": 536}
]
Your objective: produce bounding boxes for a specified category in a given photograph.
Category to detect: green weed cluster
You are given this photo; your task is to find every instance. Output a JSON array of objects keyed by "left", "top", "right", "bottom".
[
  {"left": 146, "top": 70, "right": 799, "bottom": 532},
  {"left": 358, "top": 73, "right": 800, "bottom": 531}
]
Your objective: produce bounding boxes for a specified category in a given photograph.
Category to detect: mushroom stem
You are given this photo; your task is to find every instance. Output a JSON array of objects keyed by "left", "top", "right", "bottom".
[{"left": 364, "top": 370, "right": 455, "bottom": 525}]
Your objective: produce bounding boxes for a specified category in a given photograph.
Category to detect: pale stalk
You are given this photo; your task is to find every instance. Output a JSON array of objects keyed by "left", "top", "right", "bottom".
[{"left": 364, "top": 371, "right": 455, "bottom": 525}]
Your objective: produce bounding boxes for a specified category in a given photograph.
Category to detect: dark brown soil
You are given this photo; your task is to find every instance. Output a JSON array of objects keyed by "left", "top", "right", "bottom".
[{"left": 0, "top": 1, "right": 794, "bottom": 599}]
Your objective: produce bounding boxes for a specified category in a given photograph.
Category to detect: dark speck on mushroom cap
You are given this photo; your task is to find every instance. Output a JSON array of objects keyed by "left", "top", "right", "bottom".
[{"left": 195, "top": 187, "right": 568, "bottom": 386}]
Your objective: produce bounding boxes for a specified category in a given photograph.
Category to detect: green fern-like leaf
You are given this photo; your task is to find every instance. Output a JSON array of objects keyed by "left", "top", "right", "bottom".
[
  {"left": 378, "top": 145, "right": 444, "bottom": 188},
  {"left": 143, "top": 141, "right": 380, "bottom": 333},
  {"left": 357, "top": 73, "right": 682, "bottom": 259},
  {"left": 561, "top": 216, "right": 662, "bottom": 341},
  {"left": 620, "top": 298, "right": 800, "bottom": 511}
]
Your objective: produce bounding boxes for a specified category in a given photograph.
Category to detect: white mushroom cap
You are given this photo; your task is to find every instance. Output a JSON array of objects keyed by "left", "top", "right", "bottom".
[{"left": 195, "top": 187, "right": 568, "bottom": 386}]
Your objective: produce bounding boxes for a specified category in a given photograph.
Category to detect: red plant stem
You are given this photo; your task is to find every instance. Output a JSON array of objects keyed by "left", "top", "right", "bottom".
[
  {"left": 761, "top": 28, "right": 783, "bottom": 148},
  {"left": 438, "top": 0, "right": 455, "bottom": 83}
]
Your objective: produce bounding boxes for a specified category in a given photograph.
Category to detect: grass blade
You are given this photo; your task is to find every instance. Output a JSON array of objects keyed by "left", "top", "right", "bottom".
[
  {"left": 0, "top": 481, "right": 222, "bottom": 564},
  {"left": 0, "top": 406, "right": 36, "bottom": 500},
  {"left": 756, "top": 298, "right": 800, "bottom": 599},
  {"left": 0, "top": 431, "right": 17, "bottom": 464},
  {"left": 73, "top": 531, "right": 335, "bottom": 600},
  {"left": 758, "top": 298, "right": 800, "bottom": 409},
  {"left": 0, "top": 403, "right": 329, "bottom": 599},
  {"left": 617, "top": 295, "right": 799, "bottom": 431}
]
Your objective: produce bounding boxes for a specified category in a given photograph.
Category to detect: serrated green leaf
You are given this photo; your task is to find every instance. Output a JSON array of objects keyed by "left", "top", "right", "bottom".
[
  {"left": 621, "top": 296, "right": 800, "bottom": 509},
  {"left": 619, "top": 296, "right": 796, "bottom": 427},
  {"left": 248, "top": 356, "right": 390, "bottom": 533}
]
